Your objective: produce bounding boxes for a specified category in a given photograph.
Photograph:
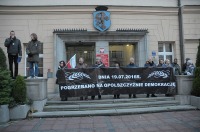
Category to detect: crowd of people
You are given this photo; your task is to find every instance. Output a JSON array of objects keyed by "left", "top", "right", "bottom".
[
  {"left": 3, "top": 31, "right": 195, "bottom": 101},
  {"left": 56, "top": 55, "right": 195, "bottom": 101}
]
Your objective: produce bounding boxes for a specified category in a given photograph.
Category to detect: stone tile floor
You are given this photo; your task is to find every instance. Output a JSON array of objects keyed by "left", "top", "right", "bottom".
[{"left": 0, "top": 110, "right": 199, "bottom": 132}]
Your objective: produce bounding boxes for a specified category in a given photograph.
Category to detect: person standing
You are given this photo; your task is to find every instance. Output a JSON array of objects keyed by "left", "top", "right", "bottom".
[
  {"left": 93, "top": 56, "right": 105, "bottom": 68},
  {"left": 184, "top": 59, "right": 195, "bottom": 75},
  {"left": 56, "top": 60, "right": 68, "bottom": 101},
  {"left": 113, "top": 61, "right": 120, "bottom": 99},
  {"left": 144, "top": 57, "right": 157, "bottom": 97},
  {"left": 182, "top": 58, "right": 190, "bottom": 73},
  {"left": 4, "top": 31, "right": 22, "bottom": 79},
  {"left": 163, "top": 59, "right": 172, "bottom": 68},
  {"left": 91, "top": 57, "right": 105, "bottom": 100},
  {"left": 76, "top": 57, "right": 88, "bottom": 68},
  {"left": 127, "top": 57, "right": 138, "bottom": 98},
  {"left": 76, "top": 57, "right": 88, "bottom": 100},
  {"left": 157, "top": 59, "right": 165, "bottom": 67},
  {"left": 171, "top": 58, "right": 181, "bottom": 75},
  {"left": 26, "top": 33, "right": 41, "bottom": 79}
]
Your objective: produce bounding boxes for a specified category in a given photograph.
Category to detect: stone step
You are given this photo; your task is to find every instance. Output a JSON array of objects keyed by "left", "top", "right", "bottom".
[
  {"left": 30, "top": 105, "right": 196, "bottom": 118},
  {"left": 43, "top": 100, "right": 180, "bottom": 111},
  {"left": 46, "top": 97, "right": 175, "bottom": 105}
]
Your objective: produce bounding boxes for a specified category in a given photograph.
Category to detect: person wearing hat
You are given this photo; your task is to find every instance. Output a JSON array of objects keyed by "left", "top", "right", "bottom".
[
  {"left": 182, "top": 58, "right": 190, "bottom": 73},
  {"left": 184, "top": 59, "right": 195, "bottom": 75}
]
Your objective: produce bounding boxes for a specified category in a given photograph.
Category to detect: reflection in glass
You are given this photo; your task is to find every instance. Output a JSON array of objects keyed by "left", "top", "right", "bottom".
[
  {"left": 158, "top": 43, "right": 163, "bottom": 52},
  {"left": 159, "top": 55, "right": 164, "bottom": 60},
  {"left": 165, "top": 43, "right": 172, "bottom": 52}
]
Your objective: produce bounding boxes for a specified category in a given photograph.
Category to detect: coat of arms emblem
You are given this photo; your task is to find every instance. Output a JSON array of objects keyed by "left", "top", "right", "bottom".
[{"left": 93, "top": 10, "right": 111, "bottom": 32}]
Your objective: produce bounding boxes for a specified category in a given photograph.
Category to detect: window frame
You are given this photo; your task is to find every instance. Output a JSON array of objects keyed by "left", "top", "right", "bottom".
[{"left": 158, "top": 42, "right": 174, "bottom": 62}]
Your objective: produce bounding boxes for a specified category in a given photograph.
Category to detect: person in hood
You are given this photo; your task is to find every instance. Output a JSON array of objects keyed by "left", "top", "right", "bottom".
[
  {"left": 4, "top": 30, "right": 22, "bottom": 79},
  {"left": 184, "top": 59, "right": 195, "bottom": 75},
  {"left": 26, "top": 33, "right": 41, "bottom": 79},
  {"left": 127, "top": 57, "right": 138, "bottom": 98}
]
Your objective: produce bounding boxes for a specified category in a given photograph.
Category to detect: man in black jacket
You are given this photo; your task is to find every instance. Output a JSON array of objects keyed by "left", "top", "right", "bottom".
[
  {"left": 91, "top": 57, "right": 105, "bottom": 100},
  {"left": 4, "top": 31, "right": 22, "bottom": 79},
  {"left": 127, "top": 57, "right": 138, "bottom": 98},
  {"left": 144, "top": 57, "right": 157, "bottom": 97}
]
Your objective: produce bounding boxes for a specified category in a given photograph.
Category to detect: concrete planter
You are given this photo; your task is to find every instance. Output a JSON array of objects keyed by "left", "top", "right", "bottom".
[
  {"left": 0, "top": 105, "right": 9, "bottom": 124},
  {"left": 191, "top": 95, "right": 200, "bottom": 109},
  {"left": 9, "top": 105, "right": 30, "bottom": 120},
  {"left": 26, "top": 79, "right": 47, "bottom": 101},
  {"left": 26, "top": 78, "right": 48, "bottom": 112},
  {"left": 176, "top": 75, "right": 194, "bottom": 95},
  {"left": 175, "top": 75, "right": 194, "bottom": 105}
]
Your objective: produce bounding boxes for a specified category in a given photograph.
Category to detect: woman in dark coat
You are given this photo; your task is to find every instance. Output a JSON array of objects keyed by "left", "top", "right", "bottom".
[{"left": 56, "top": 60, "right": 68, "bottom": 101}]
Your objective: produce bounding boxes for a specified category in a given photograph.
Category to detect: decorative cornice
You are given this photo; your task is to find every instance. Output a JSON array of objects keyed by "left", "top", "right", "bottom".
[
  {"left": 0, "top": 6, "right": 178, "bottom": 15},
  {"left": 116, "top": 28, "right": 148, "bottom": 33},
  {"left": 182, "top": 5, "right": 200, "bottom": 14},
  {"left": 53, "top": 28, "right": 87, "bottom": 33}
]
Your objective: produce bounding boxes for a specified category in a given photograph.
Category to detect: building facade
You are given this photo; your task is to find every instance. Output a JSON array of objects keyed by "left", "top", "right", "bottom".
[{"left": 0, "top": 0, "right": 200, "bottom": 93}]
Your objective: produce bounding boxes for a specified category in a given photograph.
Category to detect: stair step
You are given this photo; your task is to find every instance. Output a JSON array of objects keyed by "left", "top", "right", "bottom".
[
  {"left": 30, "top": 105, "right": 196, "bottom": 118},
  {"left": 43, "top": 100, "right": 179, "bottom": 111},
  {"left": 46, "top": 97, "right": 175, "bottom": 105}
]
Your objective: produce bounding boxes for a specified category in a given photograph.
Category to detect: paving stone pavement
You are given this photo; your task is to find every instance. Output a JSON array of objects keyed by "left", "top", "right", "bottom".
[{"left": 0, "top": 110, "right": 200, "bottom": 132}]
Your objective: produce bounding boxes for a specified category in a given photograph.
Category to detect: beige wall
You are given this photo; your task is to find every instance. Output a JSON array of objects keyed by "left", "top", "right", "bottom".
[
  {"left": 0, "top": 6, "right": 180, "bottom": 93},
  {"left": 183, "top": 14, "right": 200, "bottom": 40},
  {"left": 184, "top": 40, "right": 199, "bottom": 64},
  {"left": 183, "top": 6, "right": 200, "bottom": 65}
]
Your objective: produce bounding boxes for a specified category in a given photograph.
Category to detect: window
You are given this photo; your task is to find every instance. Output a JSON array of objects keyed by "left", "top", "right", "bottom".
[
  {"left": 110, "top": 51, "right": 123, "bottom": 58},
  {"left": 66, "top": 45, "right": 95, "bottom": 66},
  {"left": 24, "top": 43, "right": 43, "bottom": 77},
  {"left": 158, "top": 42, "right": 174, "bottom": 63}
]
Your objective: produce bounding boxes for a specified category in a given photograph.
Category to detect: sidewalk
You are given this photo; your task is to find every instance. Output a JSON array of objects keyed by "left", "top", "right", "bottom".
[{"left": 0, "top": 110, "right": 199, "bottom": 132}]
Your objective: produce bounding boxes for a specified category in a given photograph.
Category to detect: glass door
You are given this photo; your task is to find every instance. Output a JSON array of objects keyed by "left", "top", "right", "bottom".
[
  {"left": 66, "top": 43, "right": 95, "bottom": 67},
  {"left": 109, "top": 43, "right": 135, "bottom": 67}
]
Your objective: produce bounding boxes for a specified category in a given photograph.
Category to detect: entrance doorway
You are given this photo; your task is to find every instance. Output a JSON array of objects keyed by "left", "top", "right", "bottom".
[
  {"left": 109, "top": 43, "right": 136, "bottom": 67},
  {"left": 65, "top": 42, "right": 95, "bottom": 67}
]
